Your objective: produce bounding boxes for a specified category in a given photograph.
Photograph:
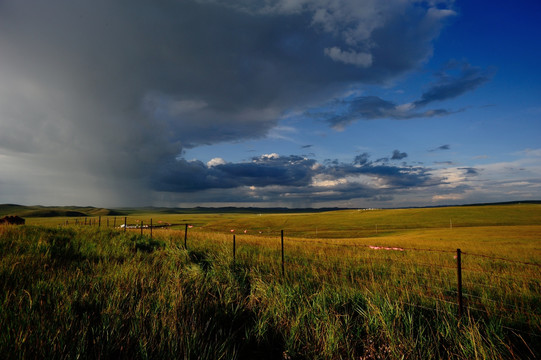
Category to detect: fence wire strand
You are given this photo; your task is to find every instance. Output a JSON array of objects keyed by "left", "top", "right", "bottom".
[
  {"left": 173, "top": 229, "right": 541, "bottom": 336},
  {"left": 462, "top": 252, "right": 541, "bottom": 268}
]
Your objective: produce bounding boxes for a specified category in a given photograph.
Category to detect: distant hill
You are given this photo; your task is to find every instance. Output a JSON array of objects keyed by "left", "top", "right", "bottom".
[
  {"left": 113, "top": 206, "right": 344, "bottom": 215},
  {"left": 2, "top": 201, "right": 540, "bottom": 218},
  {"left": 0, "top": 204, "right": 124, "bottom": 218}
]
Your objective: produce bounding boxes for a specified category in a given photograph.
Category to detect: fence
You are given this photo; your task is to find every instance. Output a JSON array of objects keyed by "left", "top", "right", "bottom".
[
  {"left": 227, "top": 232, "right": 540, "bottom": 340},
  {"left": 63, "top": 216, "right": 174, "bottom": 238},
  {"left": 60, "top": 218, "right": 541, "bottom": 338}
]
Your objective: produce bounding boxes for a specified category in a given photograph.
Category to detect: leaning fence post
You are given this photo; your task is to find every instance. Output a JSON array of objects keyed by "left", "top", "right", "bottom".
[
  {"left": 184, "top": 224, "right": 188, "bottom": 250},
  {"left": 124, "top": 217, "right": 127, "bottom": 232},
  {"left": 281, "top": 230, "right": 285, "bottom": 277},
  {"left": 233, "top": 234, "right": 236, "bottom": 264},
  {"left": 457, "top": 248, "right": 463, "bottom": 318}
]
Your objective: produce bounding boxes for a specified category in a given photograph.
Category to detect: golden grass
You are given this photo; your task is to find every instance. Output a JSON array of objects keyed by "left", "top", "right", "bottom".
[{"left": 1, "top": 218, "right": 540, "bottom": 359}]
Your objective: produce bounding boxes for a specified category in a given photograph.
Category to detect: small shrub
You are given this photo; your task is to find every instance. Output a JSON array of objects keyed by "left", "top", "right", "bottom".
[{"left": 134, "top": 237, "right": 165, "bottom": 253}]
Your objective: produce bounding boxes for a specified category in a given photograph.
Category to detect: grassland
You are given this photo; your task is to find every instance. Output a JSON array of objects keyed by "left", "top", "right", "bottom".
[{"left": 1, "top": 203, "right": 540, "bottom": 359}]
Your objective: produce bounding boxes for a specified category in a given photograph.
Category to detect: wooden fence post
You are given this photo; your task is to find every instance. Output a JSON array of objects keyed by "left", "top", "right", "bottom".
[
  {"left": 124, "top": 217, "right": 127, "bottom": 232},
  {"left": 140, "top": 221, "right": 143, "bottom": 237},
  {"left": 457, "top": 248, "right": 463, "bottom": 318},
  {"left": 184, "top": 224, "right": 188, "bottom": 250},
  {"left": 281, "top": 230, "right": 285, "bottom": 277},
  {"left": 113, "top": 217, "right": 116, "bottom": 228},
  {"left": 98, "top": 216, "right": 101, "bottom": 227}
]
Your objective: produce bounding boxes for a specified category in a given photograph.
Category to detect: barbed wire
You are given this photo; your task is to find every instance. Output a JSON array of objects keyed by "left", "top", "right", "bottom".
[
  {"left": 462, "top": 252, "right": 541, "bottom": 268},
  {"left": 462, "top": 267, "right": 541, "bottom": 281},
  {"left": 462, "top": 294, "right": 541, "bottom": 318},
  {"left": 285, "top": 237, "right": 457, "bottom": 254},
  {"left": 461, "top": 280, "right": 510, "bottom": 292},
  {"left": 109, "top": 225, "right": 541, "bottom": 337}
]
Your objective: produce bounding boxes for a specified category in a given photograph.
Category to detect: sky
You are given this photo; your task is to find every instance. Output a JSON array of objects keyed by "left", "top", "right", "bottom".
[{"left": 1, "top": 0, "right": 540, "bottom": 208}]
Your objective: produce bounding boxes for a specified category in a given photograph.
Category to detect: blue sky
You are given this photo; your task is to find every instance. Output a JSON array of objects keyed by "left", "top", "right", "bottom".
[{"left": 0, "top": 0, "right": 540, "bottom": 208}]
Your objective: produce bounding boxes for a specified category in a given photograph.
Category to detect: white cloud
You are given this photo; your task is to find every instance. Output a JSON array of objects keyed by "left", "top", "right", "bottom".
[
  {"left": 268, "top": 125, "right": 298, "bottom": 140},
  {"left": 395, "top": 102, "right": 415, "bottom": 112},
  {"left": 311, "top": 176, "right": 348, "bottom": 187},
  {"left": 432, "top": 194, "right": 465, "bottom": 201},
  {"left": 324, "top": 47, "right": 373, "bottom": 67},
  {"left": 500, "top": 181, "right": 532, "bottom": 187},
  {"left": 519, "top": 148, "right": 541, "bottom": 157},
  {"left": 260, "top": 153, "right": 280, "bottom": 160},
  {"left": 207, "top": 157, "right": 226, "bottom": 167},
  {"left": 426, "top": 7, "right": 456, "bottom": 20}
]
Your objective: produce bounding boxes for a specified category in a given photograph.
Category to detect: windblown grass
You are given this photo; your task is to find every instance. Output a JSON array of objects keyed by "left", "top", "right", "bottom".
[{"left": 2, "top": 217, "right": 539, "bottom": 359}]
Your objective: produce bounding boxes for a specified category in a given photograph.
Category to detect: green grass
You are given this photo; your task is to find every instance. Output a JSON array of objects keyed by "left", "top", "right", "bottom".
[
  {"left": 1, "top": 204, "right": 540, "bottom": 359},
  {"left": 201, "top": 204, "right": 541, "bottom": 238}
]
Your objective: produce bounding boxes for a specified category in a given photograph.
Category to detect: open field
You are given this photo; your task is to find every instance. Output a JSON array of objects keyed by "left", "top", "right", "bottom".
[{"left": 1, "top": 204, "right": 540, "bottom": 358}]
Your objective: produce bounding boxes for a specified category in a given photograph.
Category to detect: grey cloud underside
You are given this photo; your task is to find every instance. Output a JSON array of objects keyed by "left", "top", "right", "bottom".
[
  {"left": 316, "top": 96, "right": 454, "bottom": 129},
  {"left": 152, "top": 153, "right": 446, "bottom": 204},
  {"left": 0, "top": 0, "right": 454, "bottom": 149},
  {"left": 311, "top": 61, "right": 492, "bottom": 128},
  {"left": 0, "top": 0, "right": 456, "bottom": 204},
  {"left": 154, "top": 156, "right": 317, "bottom": 191},
  {"left": 391, "top": 150, "right": 408, "bottom": 160},
  {"left": 430, "top": 144, "right": 451, "bottom": 152},
  {"left": 459, "top": 167, "right": 480, "bottom": 176},
  {"left": 414, "top": 62, "right": 494, "bottom": 107}
]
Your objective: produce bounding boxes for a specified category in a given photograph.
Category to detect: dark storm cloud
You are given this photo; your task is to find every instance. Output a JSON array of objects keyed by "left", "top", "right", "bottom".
[
  {"left": 153, "top": 155, "right": 317, "bottom": 192},
  {"left": 0, "top": 0, "right": 456, "bottom": 204},
  {"left": 430, "top": 144, "right": 451, "bottom": 152},
  {"left": 459, "top": 167, "right": 480, "bottom": 176},
  {"left": 317, "top": 96, "right": 453, "bottom": 128},
  {"left": 325, "top": 162, "right": 434, "bottom": 188},
  {"left": 353, "top": 153, "right": 371, "bottom": 166},
  {"left": 391, "top": 150, "right": 408, "bottom": 160},
  {"left": 309, "top": 61, "right": 489, "bottom": 129},
  {"left": 414, "top": 61, "right": 495, "bottom": 107},
  {"left": 152, "top": 152, "right": 442, "bottom": 205}
]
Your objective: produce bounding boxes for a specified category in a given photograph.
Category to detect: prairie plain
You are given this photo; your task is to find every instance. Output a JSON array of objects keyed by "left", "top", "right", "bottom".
[{"left": 1, "top": 203, "right": 540, "bottom": 359}]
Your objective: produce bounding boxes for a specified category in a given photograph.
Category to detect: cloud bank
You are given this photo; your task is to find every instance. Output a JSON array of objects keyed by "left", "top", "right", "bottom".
[
  {"left": 151, "top": 151, "right": 446, "bottom": 206},
  {"left": 0, "top": 0, "right": 468, "bottom": 206},
  {"left": 308, "top": 61, "right": 493, "bottom": 129}
]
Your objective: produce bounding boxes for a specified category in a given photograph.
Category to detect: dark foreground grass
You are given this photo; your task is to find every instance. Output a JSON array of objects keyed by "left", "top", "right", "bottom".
[{"left": 0, "top": 225, "right": 539, "bottom": 359}]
